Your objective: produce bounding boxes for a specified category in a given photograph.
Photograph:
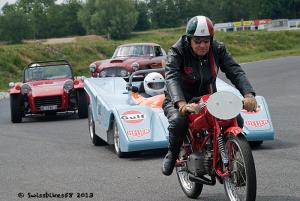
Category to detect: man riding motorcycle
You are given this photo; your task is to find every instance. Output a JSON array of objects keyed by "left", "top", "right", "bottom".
[{"left": 162, "top": 15, "right": 257, "bottom": 176}]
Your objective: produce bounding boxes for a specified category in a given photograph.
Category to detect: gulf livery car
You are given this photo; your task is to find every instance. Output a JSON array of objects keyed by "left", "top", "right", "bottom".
[
  {"left": 8, "top": 60, "right": 88, "bottom": 123},
  {"left": 89, "top": 43, "right": 166, "bottom": 77},
  {"left": 84, "top": 69, "right": 274, "bottom": 157}
]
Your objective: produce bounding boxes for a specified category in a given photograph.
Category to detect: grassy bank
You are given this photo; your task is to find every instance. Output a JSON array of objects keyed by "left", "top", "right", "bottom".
[{"left": 1, "top": 28, "right": 300, "bottom": 90}]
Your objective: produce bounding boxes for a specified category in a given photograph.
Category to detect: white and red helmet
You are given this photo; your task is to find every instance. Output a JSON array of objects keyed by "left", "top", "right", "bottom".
[{"left": 186, "top": 16, "right": 214, "bottom": 38}]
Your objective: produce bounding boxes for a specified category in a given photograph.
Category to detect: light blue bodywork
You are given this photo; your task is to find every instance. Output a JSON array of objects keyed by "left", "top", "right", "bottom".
[
  {"left": 217, "top": 79, "right": 274, "bottom": 141},
  {"left": 84, "top": 73, "right": 274, "bottom": 153}
]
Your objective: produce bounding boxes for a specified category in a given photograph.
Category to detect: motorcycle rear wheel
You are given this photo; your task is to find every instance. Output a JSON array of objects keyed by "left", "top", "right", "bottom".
[
  {"left": 224, "top": 133, "right": 256, "bottom": 201},
  {"left": 176, "top": 139, "right": 203, "bottom": 199}
]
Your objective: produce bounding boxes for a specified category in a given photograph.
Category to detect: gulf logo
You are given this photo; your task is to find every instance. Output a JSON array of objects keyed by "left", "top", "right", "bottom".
[{"left": 121, "top": 110, "right": 145, "bottom": 123}]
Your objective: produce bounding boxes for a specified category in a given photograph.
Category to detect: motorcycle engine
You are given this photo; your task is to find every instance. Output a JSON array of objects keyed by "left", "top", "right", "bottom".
[{"left": 187, "top": 151, "right": 212, "bottom": 176}]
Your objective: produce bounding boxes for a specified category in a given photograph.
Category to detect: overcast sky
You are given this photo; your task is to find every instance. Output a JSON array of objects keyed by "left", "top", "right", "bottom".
[{"left": 0, "top": 0, "right": 64, "bottom": 9}]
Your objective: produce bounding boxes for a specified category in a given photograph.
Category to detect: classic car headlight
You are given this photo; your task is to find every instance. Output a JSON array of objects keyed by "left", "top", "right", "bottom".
[
  {"left": 21, "top": 83, "right": 31, "bottom": 94},
  {"left": 63, "top": 80, "right": 74, "bottom": 91},
  {"left": 120, "top": 69, "right": 128, "bottom": 77},
  {"left": 131, "top": 62, "right": 140, "bottom": 71},
  {"left": 99, "top": 71, "right": 107, "bottom": 77},
  {"left": 89, "top": 63, "right": 97, "bottom": 73}
]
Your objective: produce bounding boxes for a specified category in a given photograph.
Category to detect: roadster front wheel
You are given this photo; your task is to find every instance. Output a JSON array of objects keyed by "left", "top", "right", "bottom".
[
  {"left": 77, "top": 90, "right": 88, "bottom": 118},
  {"left": 10, "top": 94, "right": 23, "bottom": 123}
]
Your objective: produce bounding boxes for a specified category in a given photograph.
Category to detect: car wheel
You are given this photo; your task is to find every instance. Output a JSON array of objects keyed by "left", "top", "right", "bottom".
[
  {"left": 112, "top": 120, "right": 128, "bottom": 158},
  {"left": 10, "top": 94, "right": 22, "bottom": 123},
  {"left": 77, "top": 90, "right": 88, "bottom": 118},
  {"left": 88, "top": 105, "right": 107, "bottom": 146}
]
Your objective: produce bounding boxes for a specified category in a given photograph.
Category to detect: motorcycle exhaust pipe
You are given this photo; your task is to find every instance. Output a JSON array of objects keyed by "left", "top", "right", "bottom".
[{"left": 188, "top": 174, "right": 216, "bottom": 186}]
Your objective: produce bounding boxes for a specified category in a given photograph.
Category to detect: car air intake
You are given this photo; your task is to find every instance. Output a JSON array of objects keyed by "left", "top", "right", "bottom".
[{"left": 34, "top": 96, "right": 62, "bottom": 110}]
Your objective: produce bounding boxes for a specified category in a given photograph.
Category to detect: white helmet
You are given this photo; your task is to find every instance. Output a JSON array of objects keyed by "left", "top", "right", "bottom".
[{"left": 144, "top": 72, "right": 166, "bottom": 96}]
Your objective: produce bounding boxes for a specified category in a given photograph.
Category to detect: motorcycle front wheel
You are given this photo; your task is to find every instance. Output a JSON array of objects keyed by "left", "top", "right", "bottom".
[
  {"left": 175, "top": 138, "right": 203, "bottom": 199},
  {"left": 224, "top": 133, "right": 257, "bottom": 201}
]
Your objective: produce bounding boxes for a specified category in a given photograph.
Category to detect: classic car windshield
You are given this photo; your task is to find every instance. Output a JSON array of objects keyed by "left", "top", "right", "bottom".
[
  {"left": 112, "top": 45, "right": 155, "bottom": 58},
  {"left": 24, "top": 65, "right": 72, "bottom": 81}
]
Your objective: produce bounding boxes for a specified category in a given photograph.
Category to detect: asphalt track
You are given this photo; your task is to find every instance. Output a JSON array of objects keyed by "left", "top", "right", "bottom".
[{"left": 0, "top": 56, "right": 299, "bottom": 201}]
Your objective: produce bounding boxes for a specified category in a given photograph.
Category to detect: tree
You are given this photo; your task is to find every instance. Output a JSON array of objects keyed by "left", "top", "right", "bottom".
[
  {"left": 79, "top": 0, "right": 138, "bottom": 39},
  {"left": 14, "top": 0, "right": 55, "bottom": 39},
  {"left": 47, "top": 0, "right": 85, "bottom": 37},
  {"left": 78, "top": 0, "right": 97, "bottom": 34},
  {"left": 0, "top": 7, "right": 33, "bottom": 43},
  {"left": 134, "top": 1, "right": 151, "bottom": 31}
]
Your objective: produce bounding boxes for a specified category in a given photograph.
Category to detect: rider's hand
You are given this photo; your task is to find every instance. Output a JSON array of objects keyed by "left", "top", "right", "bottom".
[
  {"left": 243, "top": 93, "right": 257, "bottom": 112},
  {"left": 179, "top": 103, "right": 201, "bottom": 115}
]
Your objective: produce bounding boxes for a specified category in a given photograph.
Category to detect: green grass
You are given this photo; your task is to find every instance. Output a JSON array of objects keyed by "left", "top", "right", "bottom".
[{"left": 1, "top": 28, "right": 300, "bottom": 90}]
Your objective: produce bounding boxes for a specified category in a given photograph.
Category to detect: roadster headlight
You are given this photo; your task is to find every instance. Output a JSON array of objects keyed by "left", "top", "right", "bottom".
[
  {"left": 21, "top": 83, "right": 31, "bottom": 94},
  {"left": 89, "top": 63, "right": 97, "bottom": 73},
  {"left": 99, "top": 71, "right": 107, "bottom": 77},
  {"left": 63, "top": 80, "right": 74, "bottom": 91},
  {"left": 131, "top": 62, "right": 139, "bottom": 71}
]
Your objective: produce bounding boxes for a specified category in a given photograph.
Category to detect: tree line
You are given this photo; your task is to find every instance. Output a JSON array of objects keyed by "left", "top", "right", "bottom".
[{"left": 0, "top": 0, "right": 299, "bottom": 43}]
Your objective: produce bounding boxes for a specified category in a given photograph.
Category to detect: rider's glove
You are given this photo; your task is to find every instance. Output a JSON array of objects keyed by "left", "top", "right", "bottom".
[
  {"left": 179, "top": 103, "right": 201, "bottom": 115},
  {"left": 243, "top": 94, "right": 257, "bottom": 112}
]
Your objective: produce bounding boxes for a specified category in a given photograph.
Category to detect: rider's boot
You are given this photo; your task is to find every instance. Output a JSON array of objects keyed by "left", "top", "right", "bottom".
[
  {"left": 162, "top": 131, "right": 183, "bottom": 176},
  {"left": 161, "top": 106, "right": 188, "bottom": 176},
  {"left": 162, "top": 146, "right": 180, "bottom": 176}
]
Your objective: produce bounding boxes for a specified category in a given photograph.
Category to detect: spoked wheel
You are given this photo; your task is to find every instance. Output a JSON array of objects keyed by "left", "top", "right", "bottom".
[
  {"left": 176, "top": 137, "right": 203, "bottom": 199},
  {"left": 224, "top": 133, "right": 256, "bottom": 201}
]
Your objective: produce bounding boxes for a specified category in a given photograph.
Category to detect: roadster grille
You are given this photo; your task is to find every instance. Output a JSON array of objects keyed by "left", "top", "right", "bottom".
[
  {"left": 34, "top": 96, "right": 62, "bottom": 109},
  {"left": 101, "top": 67, "right": 129, "bottom": 77}
]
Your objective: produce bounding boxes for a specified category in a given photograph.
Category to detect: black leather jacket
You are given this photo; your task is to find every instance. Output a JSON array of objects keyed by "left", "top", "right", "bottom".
[{"left": 164, "top": 35, "right": 255, "bottom": 106}]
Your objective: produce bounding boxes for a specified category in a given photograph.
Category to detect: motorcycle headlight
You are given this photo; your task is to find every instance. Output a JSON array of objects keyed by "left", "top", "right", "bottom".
[
  {"left": 21, "top": 83, "right": 31, "bottom": 94},
  {"left": 131, "top": 62, "right": 139, "bottom": 71},
  {"left": 120, "top": 69, "right": 128, "bottom": 77},
  {"left": 89, "top": 63, "right": 97, "bottom": 73},
  {"left": 63, "top": 80, "right": 74, "bottom": 91},
  {"left": 99, "top": 71, "right": 107, "bottom": 77}
]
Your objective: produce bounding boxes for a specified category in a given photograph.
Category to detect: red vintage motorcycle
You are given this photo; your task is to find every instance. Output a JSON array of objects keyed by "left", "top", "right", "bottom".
[{"left": 176, "top": 91, "right": 256, "bottom": 201}]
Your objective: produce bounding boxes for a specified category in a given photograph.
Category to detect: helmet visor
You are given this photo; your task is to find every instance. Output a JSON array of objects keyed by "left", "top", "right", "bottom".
[{"left": 148, "top": 82, "right": 165, "bottom": 90}]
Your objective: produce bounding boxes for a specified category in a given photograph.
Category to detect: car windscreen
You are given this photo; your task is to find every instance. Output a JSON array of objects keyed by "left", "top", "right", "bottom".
[
  {"left": 112, "top": 45, "right": 154, "bottom": 58},
  {"left": 24, "top": 65, "right": 72, "bottom": 81}
]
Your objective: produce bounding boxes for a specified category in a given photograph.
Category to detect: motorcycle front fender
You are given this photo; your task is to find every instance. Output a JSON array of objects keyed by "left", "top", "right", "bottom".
[{"left": 224, "top": 127, "right": 244, "bottom": 137}]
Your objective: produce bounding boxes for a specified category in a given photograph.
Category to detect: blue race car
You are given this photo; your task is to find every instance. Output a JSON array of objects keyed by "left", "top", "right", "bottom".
[{"left": 84, "top": 69, "right": 274, "bottom": 157}]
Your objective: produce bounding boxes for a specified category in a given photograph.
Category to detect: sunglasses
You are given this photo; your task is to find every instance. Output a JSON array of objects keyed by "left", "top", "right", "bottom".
[{"left": 191, "top": 37, "right": 210, "bottom": 44}]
